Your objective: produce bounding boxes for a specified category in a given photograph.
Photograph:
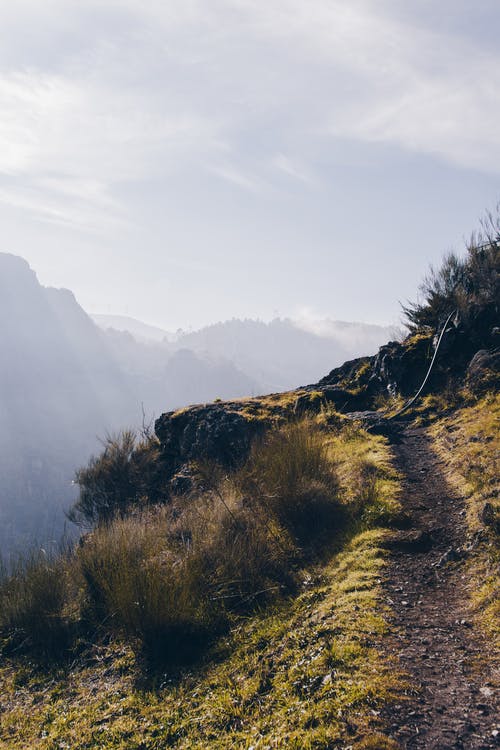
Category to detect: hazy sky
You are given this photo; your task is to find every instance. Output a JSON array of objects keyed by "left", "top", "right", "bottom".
[{"left": 1, "top": 0, "right": 499, "bottom": 330}]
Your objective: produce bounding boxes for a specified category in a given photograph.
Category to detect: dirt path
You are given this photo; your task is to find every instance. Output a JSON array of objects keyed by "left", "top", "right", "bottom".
[{"left": 381, "top": 425, "right": 499, "bottom": 749}]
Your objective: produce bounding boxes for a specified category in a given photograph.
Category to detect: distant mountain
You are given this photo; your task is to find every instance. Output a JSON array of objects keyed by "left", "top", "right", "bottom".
[
  {"left": 175, "top": 317, "right": 399, "bottom": 392},
  {"left": 0, "top": 255, "right": 259, "bottom": 554},
  {"left": 0, "top": 255, "right": 141, "bottom": 553},
  {"left": 94, "top": 315, "right": 399, "bottom": 394},
  {"left": 101, "top": 327, "right": 259, "bottom": 409},
  {"left": 91, "top": 314, "right": 174, "bottom": 343}
]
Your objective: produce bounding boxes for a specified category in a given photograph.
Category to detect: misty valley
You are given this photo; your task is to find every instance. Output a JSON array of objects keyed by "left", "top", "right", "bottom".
[{"left": 0, "top": 252, "right": 395, "bottom": 556}]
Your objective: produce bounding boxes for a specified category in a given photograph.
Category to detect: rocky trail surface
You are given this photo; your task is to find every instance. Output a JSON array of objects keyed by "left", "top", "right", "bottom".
[{"left": 380, "top": 425, "right": 499, "bottom": 749}]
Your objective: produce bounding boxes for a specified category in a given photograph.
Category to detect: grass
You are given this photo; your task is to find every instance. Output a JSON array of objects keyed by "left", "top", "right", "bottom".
[
  {"left": 78, "top": 515, "right": 220, "bottom": 666},
  {"left": 0, "top": 549, "right": 75, "bottom": 659},
  {"left": 0, "top": 420, "right": 346, "bottom": 669},
  {"left": 429, "top": 391, "right": 500, "bottom": 656},
  {"left": 237, "top": 420, "right": 343, "bottom": 546},
  {"left": 0, "top": 537, "right": 401, "bottom": 749},
  {"left": 0, "top": 420, "right": 405, "bottom": 748}
]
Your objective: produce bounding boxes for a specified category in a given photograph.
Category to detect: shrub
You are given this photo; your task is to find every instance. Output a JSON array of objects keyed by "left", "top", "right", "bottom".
[
  {"left": 75, "top": 421, "right": 340, "bottom": 664},
  {"left": 186, "top": 486, "right": 295, "bottom": 611},
  {"left": 403, "top": 211, "right": 499, "bottom": 335},
  {"left": 68, "top": 430, "right": 164, "bottom": 527},
  {"left": 0, "top": 550, "right": 72, "bottom": 657},
  {"left": 5, "top": 421, "right": 344, "bottom": 668}
]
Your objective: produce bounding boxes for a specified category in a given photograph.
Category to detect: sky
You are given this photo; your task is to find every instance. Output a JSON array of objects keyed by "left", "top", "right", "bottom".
[{"left": 1, "top": 0, "right": 499, "bottom": 331}]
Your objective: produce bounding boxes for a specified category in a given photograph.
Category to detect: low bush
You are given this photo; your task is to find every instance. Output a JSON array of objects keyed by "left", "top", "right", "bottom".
[
  {"left": 68, "top": 430, "right": 165, "bottom": 527},
  {"left": 3, "top": 420, "right": 346, "bottom": 668},
  {"left": 189, "top": 489, "right": 296, "bottom": 611},
  {"left": 403, "top": 210, "right": 499, "bottom": 335}
]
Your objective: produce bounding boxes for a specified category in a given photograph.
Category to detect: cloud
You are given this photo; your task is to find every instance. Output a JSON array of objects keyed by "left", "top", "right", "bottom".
[
  {"left": 0, "top": 0, "right": 499, "bottom": 231},
  {"left": 0, "top": 66, "right": 225, "bottom": 226},
  {"left": 225, "top": 0, "right": 500, "bottom": 172}
]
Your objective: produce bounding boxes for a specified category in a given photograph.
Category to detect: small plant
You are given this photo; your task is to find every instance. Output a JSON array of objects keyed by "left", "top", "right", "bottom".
[{"left": 77, "top": 515, "right": 219, "bottom": 665}]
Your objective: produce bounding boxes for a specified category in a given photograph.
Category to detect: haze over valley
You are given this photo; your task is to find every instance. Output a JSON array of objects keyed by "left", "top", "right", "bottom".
[{"left": 1, "top": 252, "right": 396, "bottom": 554}]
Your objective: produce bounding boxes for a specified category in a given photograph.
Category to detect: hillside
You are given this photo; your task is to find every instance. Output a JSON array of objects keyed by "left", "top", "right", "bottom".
[
  {"left": 0, "top": 254, "right": 137, "bottom": 552},
  {"left": 91, "top": 315, "right": 174, "bottom": 344},
  {"left": 0, "top": 236, "right": 498, "bottom": 748},
  {"left": 93, "top": 314, "right": 397, "bottom": 394},
  {"left": 0, "top": 255, "right": 258, "bottom": 553}
]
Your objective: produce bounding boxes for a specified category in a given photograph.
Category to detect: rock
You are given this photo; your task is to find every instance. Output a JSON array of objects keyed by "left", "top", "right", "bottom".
[
  {"left": 321, "top": 386, "right": 366, "bottom": 411},
  {"left": 480, "top": 501, "right": 500, "bottom": 532},
  {"left": 435, "top": 547, "right": 466, "bottom": 567},
  {"left": 318, "top": 356, "right": 371, "bottom": 389},
  {"left": 479, "top": 686, "right": 494, "bottom": 698},
  {"left": 155, "top": 402, "right": 268, "bottom": 484},
  {"left": 466, "top": 349, "right": 500, "bottom": 394},
  {"left": 169, "top": 468, "right": 194, "bottom": 495}
]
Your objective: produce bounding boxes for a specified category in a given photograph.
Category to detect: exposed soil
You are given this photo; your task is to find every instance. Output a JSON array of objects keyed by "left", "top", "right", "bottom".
[{"left": 381, "top": 425, "right": 499, "bottom": 749}]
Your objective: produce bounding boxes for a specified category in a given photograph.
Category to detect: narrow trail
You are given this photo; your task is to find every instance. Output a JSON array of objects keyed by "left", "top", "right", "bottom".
[{"left": 381, "top": 425, "right": 499, "bottom": 750}]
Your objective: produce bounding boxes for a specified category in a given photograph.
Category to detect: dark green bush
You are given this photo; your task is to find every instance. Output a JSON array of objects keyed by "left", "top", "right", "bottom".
[{"left": 403, "top": 213, "right": 499, "bottom": 335}]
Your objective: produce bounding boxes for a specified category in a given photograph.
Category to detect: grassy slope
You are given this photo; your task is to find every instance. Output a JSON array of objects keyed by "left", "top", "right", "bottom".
[
  {"left": 0, "top": 427, "right": 404, "bottom": 750},
  {"left": 429, "top": 392, "right": 500, "bottom": 660}
]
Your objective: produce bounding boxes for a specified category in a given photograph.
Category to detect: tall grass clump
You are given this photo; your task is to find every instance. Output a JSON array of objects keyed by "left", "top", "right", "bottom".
[
  {"left": 77, "top": 515, "right": 218, "bottom": 665},
  {"left": 3, "top": 420, "right": 344, "bottom": 669},
  {"left": 184, "top": 485, "right": 295, "bottom": 611},
  {"left": 76, "top": 492, "right": 294, "bottom": 663},
  {"left": 0, "top": 550, "right": 72, "bottom": 658},
  {"left": 238, "top": 420, "right": 343, "bottom": 546},
  {"left": 74, "top": 420, "right": 341, "bottom": 665}
]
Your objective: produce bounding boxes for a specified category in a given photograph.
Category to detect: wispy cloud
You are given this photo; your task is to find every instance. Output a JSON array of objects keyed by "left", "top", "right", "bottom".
[{"left": 0, "top": 0, "right": 499, "bottom": 232}]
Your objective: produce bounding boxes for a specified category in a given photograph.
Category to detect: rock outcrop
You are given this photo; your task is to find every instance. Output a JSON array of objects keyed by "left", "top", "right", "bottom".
[{"left": 154, "top": 316, "right": 499, "bottom": 494}]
